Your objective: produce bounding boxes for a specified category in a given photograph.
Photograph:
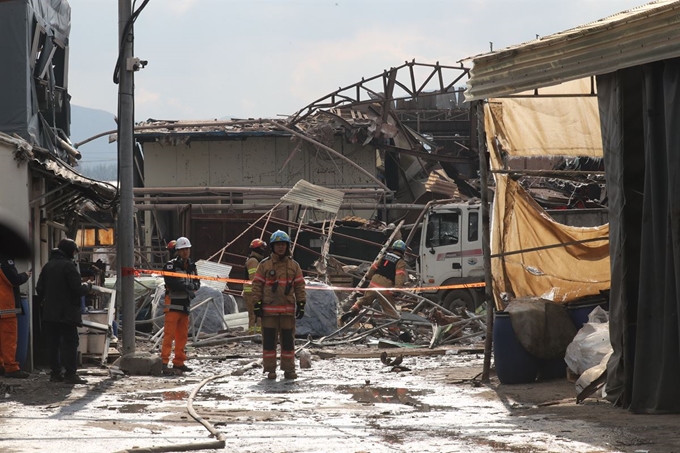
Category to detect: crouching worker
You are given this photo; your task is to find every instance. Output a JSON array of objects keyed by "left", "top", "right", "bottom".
[
  {"left": 251, "top": 230, "right": 306, "bottom": 380},
  {"left": 341, "top": 240, "right": 408, "bottom": 323},
  {"left": 161, "top": 237, "right": 199, "bottom": 375}
]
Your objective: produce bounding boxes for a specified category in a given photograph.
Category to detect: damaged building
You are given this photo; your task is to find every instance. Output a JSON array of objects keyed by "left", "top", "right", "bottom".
[{"left": 0, "top": 0, "right": 117, "bottom": 370}]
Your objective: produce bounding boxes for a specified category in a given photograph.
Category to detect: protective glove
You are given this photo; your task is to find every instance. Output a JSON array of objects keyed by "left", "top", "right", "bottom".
[
  {"left": 188, "top": 281, "right": 199, "bottom": 291},
  {"left": 340, "top": 307, "right": 359, "bottom": 324},
  {"left": 295, "top": 300, "right": 306, "bottom": 319},
  {"left": 188, "top": 291, "right": 197, "bottom": 300},
  {"left": 253, "top": 300, "right": 263, "bottom": 318}
]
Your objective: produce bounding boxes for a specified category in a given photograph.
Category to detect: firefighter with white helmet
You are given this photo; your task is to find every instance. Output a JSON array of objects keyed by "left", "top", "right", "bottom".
[
  {"left": 161, "top": 236, "right": 199, "bottom": 375},
  {"left": 251, "top": 230, "right": 306, "bottom": 380},
  {"left": 242, "top": 238, "right": 267, "bottom": 334},
  {"left": 341, "top": 240, "right": 408, "bottom": 327}
]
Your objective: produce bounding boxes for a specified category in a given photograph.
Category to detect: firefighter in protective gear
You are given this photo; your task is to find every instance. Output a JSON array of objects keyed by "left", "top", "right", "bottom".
[
  {"left": 251, "top": 230, "right": 306, "bottom": 380},
  {"left": 343, "top": 239, "right": 408, "bottom": 322},
  {"left": 161, "top": 236, "right": 199, "bottom": 374},
  {"left": 0, "top": 256, "right": 31, "bottom": 378},
  {"left": 166, "top": 239, "right": 177, "bottom": 259},
  {"left": 243, "top": 239, "right": 266, "bottom": 334}
]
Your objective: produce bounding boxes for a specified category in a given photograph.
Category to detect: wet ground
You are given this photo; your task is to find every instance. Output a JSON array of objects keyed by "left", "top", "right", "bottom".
[{"left": 0, "top": 342, "right": 677, "bottom": 453}]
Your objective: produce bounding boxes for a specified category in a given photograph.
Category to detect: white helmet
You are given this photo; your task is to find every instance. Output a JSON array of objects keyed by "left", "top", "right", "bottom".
[{"left": 175, "top": 237, "right": 192, "bottom": 250}]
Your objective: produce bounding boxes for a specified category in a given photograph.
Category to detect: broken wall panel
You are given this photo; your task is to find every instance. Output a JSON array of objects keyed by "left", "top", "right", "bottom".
[{"left": 143, "top": 135, "right": 381, "bottom": 189}]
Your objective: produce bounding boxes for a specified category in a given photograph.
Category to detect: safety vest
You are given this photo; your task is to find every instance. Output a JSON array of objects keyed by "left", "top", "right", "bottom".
[
  {"left": 375, "top": 252, "right": 401, "bottom": 282},
  {"left": 0, "top": 271, "right": 19, "bottom": 318}
]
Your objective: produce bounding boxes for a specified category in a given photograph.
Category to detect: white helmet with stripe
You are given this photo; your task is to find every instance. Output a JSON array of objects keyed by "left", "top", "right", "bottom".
[{"left": 175, "top": 237, "right": 192, "bottom": 250}]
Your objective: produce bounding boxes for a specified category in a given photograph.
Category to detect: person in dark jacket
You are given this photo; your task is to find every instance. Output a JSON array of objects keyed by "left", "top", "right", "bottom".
[
  {"left": 0, "top": 255, "right": 31, "bottom": 378},
  {"left": 36, "top": 238, "right": 92, "bottom": 384},
  {"left": 161, "top": 236, "right": 199, "bottom": 375}
]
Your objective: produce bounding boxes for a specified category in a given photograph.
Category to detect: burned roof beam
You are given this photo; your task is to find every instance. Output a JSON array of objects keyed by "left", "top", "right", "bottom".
[{"left": 287, "top": 61, "right": 470, "bottom": 126}]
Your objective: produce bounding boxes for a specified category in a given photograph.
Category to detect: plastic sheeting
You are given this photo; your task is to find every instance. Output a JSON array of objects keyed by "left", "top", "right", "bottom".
[
  {"left": 506, "top": 297, "right": 577, "bottom": 359},
  {"left": 484, "top": 79, "right": 603, "bottom": 158},
  {"left": 295, "top": 281, "right": 338, "bottom": 338}
]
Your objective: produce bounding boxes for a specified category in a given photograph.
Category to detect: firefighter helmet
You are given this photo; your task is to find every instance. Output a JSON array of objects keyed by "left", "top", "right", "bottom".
[
  {"left": 175, "top": 237, "right": 192, "bottom": 250},
  {"left": 392, "top": 239, "right": 406, "bottom": 252},
  {"left": 167, "top": 240, "right": 177, "bottom": 251},
  {"left": 270, "top": 230, "right": 291, "bottom": 244},
  {"left": 250, "top": 238, "right": 267, "bottom": 250}
]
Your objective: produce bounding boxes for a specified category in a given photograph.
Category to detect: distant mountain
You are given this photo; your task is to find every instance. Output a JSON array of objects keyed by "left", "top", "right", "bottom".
[{"left": 70, "top": 105, "right": 118, "bottom": 180}]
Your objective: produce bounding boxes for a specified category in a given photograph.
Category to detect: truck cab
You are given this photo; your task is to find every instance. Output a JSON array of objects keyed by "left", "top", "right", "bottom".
[{"left": 417, "top": 201, "right": 484, "bottom": 311}]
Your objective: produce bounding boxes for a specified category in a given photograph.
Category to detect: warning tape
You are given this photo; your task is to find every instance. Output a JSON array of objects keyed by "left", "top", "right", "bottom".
[{"left": 122, "top": 267, "right": 485, "bottom": 293}]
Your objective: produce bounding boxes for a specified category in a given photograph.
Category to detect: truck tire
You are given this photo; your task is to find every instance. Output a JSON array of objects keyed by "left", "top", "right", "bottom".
[{"left": 442, "top": 290, "right": 475, "bottom": 312}]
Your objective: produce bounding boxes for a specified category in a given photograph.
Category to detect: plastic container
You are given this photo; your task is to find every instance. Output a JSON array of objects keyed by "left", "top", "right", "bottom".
[
  {"left": 15, "top": 297, "right": 29, "bottom": 369},
  {"left": 493, "top": 311, "right": 538, "bottom": 384},
  {"left": 85, "top": 310, "right": 108, "bottom": 354},
  {"left": 78, "top": 326, "right": 89, "bottom": 354},
  {"left": 567, "top": 300, "right": 608, "bottom": 330}
]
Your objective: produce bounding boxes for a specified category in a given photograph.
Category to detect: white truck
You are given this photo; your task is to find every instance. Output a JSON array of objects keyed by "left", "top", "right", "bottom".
[
  {"left": 414, "top": 200, "right": 608, "bottom": 311},
  {"left": 415, "top": 201, "right": 485, "bottom": 311}
]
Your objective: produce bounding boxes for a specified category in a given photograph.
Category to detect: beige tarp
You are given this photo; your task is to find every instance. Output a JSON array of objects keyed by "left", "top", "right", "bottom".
[
  {"left": 485, "top": 78, "right": 610, "bottom": 308},
  {"left": 490, "top": 176, "right": 610, "bottom": 308},
  {"left": 484, "top": 78, "right": 603, "bottom": 158}
]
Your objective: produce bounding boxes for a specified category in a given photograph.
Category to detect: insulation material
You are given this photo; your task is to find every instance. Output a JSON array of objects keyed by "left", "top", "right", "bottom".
[
  {"left": 152, "top": 285, "right": 226, "bottom": 334},
  {"left": 484, "top": 78, "right": 603, "bottom": 157},
  {"left": 490, "top": 176, "right": 610, "bottom": 307},
  {"left": 295, "top": 281, "right": 338, "bottom": 337}
]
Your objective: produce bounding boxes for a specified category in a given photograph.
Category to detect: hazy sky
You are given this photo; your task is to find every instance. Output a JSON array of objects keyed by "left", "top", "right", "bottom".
[{"left": 66, "top": 0, "right": 646, "bottom": 121}]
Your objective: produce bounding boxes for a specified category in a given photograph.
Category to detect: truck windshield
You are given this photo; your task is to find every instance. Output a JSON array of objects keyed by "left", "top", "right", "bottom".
[{"left": 426, "top": 212, "right": 459, "bottom": 247}]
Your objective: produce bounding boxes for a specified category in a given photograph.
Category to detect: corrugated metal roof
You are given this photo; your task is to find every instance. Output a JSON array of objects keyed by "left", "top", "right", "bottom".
[
  {"left": 196, "top": 260, "right": 232, "bottom": 292},
  {"left": 280, "top": 179, "right": 345, "bottom": 214},
  {"left": 464, "top": 0, "right": 680, "bottom": 101}
]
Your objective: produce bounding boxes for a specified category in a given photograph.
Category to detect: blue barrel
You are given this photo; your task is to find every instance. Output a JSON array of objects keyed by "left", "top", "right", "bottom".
[
  {"left": 493, "top": 311, "right": 539, "bottom": 384},
  {"left": 567, "top": 300, "right": 608, "bottom": 330},
  {"left": 16, "top": 296, "right": 29, "bottom": 369}
]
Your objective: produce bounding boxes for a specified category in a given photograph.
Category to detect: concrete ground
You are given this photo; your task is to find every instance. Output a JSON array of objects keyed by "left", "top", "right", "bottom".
[{"left": 0, "top": 341, "right": 675, "bottom": 453}]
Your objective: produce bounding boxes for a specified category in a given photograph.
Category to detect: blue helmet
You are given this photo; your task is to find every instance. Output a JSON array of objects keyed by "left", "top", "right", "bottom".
[
  {"left": 270, "top": 230, "right": 291, "bottom": 244},
  {"left": 392, "top": 240, "right": 406, "bottom": 252}
]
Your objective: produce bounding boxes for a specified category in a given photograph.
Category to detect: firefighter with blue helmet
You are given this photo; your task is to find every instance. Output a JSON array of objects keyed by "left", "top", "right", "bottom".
[{"left": 251, "top": 230, "right": 306, "bottom": 380}]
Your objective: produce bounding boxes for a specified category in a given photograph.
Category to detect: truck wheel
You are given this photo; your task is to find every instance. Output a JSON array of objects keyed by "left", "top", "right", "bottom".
[{"left": 442, "top": 290, "right": 475, "bottom": 312}]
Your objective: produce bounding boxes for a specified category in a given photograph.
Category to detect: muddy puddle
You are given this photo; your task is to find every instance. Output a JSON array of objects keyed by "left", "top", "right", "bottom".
[{"left": 339, "top": 385, "right": 433, "bottom": 411}]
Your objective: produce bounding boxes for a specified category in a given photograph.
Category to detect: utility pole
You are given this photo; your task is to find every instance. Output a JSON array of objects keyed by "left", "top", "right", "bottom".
[{"left": 118, "top": 0, "right": 135, "bottom": 356}]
